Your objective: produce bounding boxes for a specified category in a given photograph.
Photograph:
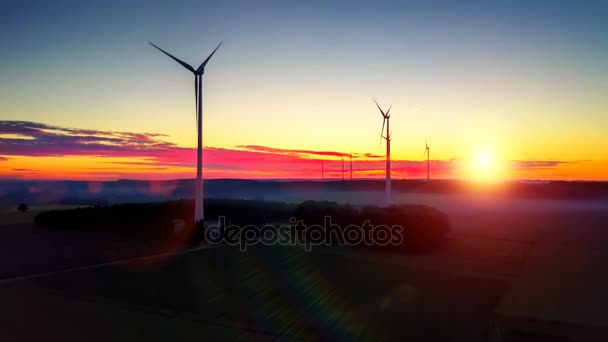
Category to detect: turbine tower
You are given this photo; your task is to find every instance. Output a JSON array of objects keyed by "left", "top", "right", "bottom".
[
  {"left": 149, "top": 41, "right": 222, "bottom": 225},
  {"left": 424, "top": 139, "right": 430, "bottom": 182},
  {"left": 374, "top": 99, "right": 392, "bottom": 206}
]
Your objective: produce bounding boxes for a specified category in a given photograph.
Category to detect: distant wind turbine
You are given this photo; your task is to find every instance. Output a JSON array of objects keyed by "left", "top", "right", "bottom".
[
  {"left": 350, "top": 151, "right": 353, "bottom": 180},
  {"left": 374, "top": 98, "right": 392, "bottom": 206},
  {"left": 424, "top": 139, "right": 430, "bottom": 182},
  {"left": 321, "top": 161, "right": 324, "bottom": 181},
  {"left": 149, "top": 41, "right": 222, "bottom": 225}
]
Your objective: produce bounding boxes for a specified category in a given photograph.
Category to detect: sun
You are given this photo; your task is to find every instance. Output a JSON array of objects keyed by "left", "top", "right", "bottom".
[
  {"left": 477, "top": 150, "right": 493, "bottom": 169},
  {"left": 467, "top": 148, "right": 503, "bottom": 181}
]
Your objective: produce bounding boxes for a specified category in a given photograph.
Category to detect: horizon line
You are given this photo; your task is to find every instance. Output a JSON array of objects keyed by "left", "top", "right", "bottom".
[{"left": 1, "top": 177, "right": 606, "bottom": 183}]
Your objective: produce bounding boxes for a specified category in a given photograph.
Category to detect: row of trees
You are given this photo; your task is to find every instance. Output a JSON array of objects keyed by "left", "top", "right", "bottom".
[
  {"left": 35, "top": 199, "right": 450, "bottom": 251},
  {"left": 34, "top": 199, "right": 295, "bottom": 237}
]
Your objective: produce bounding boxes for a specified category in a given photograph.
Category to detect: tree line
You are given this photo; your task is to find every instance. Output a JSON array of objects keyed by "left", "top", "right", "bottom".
[{"left": 35, "top": 199, "right": 450, "bottom": 252}]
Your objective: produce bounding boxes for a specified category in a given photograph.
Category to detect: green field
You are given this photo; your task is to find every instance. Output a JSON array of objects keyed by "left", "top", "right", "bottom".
[{"left": 10, "top": 245, "right": 508, "bottom": 341}]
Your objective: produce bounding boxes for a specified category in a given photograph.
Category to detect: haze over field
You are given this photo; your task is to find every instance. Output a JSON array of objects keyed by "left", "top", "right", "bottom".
[{"left": 3, "top": 179, "right": 608, "bottom": 218}]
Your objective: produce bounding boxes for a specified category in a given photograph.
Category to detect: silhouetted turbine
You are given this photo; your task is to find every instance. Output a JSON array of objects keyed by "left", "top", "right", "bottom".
[
  {"left": 350, "top": 151, "right": 353, "bottom": 180},
  {"left": 424, "top": 139, "right": 431, "bottom": 182},
  {"left": 321, "top": 161, "right": 324, "bottom": 181},
  {"left": 374, "top": 98, "right": 392, "bottom": 206},
  {"left": 149, "top": 41, "right": 222, "bottom": 224},
  {"left": 424, "top": 139, "right": 430, "bottom": 182}
]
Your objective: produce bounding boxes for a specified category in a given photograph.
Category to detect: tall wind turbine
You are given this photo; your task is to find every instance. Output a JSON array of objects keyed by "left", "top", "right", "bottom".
[
  {"left": 424, "top": 139, "right": 430, "bottom": 182},
  {"left": 374, "top": 99, "right": 392, "bottom": 206},
  {"left": 149, "top": 41, "right": 222, "bottom": 225}
]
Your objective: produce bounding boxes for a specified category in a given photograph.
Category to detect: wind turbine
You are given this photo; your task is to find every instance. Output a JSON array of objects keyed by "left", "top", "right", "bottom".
[
  {"left": 374, "top": 98, "right": 392, "bottom": 206},
  {"left": 149, "top": 41, "right": 222, "bottom": 225},
  {"left": 321, "top": 161, "right": 324, "bottom": 181},
  {"left": 424, "top": 139, "right": 430, "bottom": 182}
]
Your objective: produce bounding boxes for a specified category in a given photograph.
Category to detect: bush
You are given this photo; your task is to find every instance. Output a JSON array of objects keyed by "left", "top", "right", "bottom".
[
  {"left": 17, "top": 203, "right": 28, "bottom": 213},
  {"left": 293, "top": 201, "right": 358, "bottom": 226},
  {"left": 295, "top": 201, "right": 450, "bottom": 252}
]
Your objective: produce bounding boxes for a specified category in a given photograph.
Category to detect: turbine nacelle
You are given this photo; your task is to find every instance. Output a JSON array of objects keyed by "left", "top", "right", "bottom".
[
  {"left": 373, "top": 98, "right": 391, "bottom": 118},
  {"left": 373, "top": 98, "right": 392, "bottom": 144}
]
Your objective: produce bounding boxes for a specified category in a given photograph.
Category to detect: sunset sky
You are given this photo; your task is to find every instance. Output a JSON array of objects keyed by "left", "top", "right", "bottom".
[{"left": 1, "top": 0, "right": 607, "bottom": 180}]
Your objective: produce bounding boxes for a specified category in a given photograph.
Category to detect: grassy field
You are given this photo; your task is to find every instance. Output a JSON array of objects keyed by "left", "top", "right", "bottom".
[
  {"left": 13, "top": 245, "right": 508, "bottom": 341},
  {"left": 2, "top": 196, "right": 606, "bottom": 340},
  {"left": 0, "top": 205, "right": 80, "bottom": 226}
]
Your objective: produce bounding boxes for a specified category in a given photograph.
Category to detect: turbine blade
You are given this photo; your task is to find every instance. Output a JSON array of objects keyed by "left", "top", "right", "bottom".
[
  {"left": 197, "top": 42, "right": 223, "bottom": 73},
  {"left": 386, "top": 105, "right": 392, "bottom": 116},
  {"left": 149, "top": 42, "right": 195, "bottom": 73},
  {"left": 373, "top": 98, "right": 386, "bottom": 116},
  {"left": 379, "top": 117, "right": 386, "bottom": 146}
]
